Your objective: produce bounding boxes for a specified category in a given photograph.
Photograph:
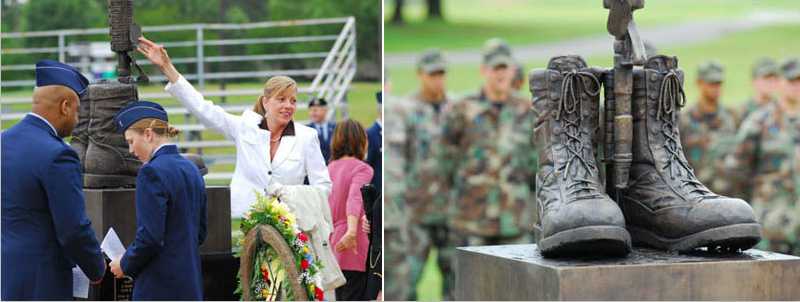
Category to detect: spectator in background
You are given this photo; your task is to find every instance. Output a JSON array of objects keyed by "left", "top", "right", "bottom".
[
  {"left": 327, "top": 119, "right": 374, "bottom": 301},
  {"left": 740, "top": 57, "right": 781, "bottom": 124},
  {"left": 366, "top": 92, "right": 382, "bottom": 192},
  {"left": 308, "top": 97, "right": 336, "bottom": 163}
]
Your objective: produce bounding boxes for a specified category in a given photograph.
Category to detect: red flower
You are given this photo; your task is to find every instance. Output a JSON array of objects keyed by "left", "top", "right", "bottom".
[
  {"left": 301, "top": 259, "right": 309, "bottom": 270},
  {"left": 315, "top": 287, "right": 324, "bottom": 300},
  {"left": 298, "top": 232, "right": 309, "bottom": 242},
  {"left": 261, "top": 268, "right": 269, "bottom": 281}
]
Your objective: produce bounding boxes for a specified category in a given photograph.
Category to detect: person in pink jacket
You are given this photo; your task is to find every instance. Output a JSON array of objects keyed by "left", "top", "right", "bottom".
[{"left": 327, "top": 119, "right": 374, "bottom": 301}]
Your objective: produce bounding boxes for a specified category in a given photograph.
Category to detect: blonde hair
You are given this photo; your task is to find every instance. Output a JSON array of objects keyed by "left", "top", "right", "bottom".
[
  {"left": 128, "top": 118, "right": 180, "bottom": 138},
  {"left": 252, "top": 76, "right": 298, "bottom": 116}
]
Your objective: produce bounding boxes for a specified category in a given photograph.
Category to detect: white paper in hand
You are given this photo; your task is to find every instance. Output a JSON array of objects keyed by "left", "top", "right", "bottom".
[
  {"left": 72, "top": 266, "right": 90, "bottom": 298},
  {"left": 101, "top": 227, "right": 126, "bottom": 260}
]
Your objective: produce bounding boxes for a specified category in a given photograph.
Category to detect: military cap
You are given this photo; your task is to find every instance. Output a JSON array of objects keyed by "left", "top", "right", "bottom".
[
  {"left": 482, "top": 38, "right": 514, "bottom": 68},
  {"left": 780, "top": 58, "right": 800, "bottom": 80},
  {"left": 417, "top": 49, "right": 446, "bottom": 74},
  {"left": 697, "top": 60, "right": 724, "bottom": 83},
  {"left": 35, "top": 59, "right": 89, "bottom": 97},
  {"left": 114, "top": 100, "right": 169, "bottom": 133},
  {"left": 751, "top": 57, "right": 779, "bottom": 79},
  {"left": 308, "top": 97, "right": 328, "bottom": 107}
]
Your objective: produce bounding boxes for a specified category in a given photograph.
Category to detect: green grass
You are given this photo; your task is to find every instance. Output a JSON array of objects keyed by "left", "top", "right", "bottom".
[
  {"left": 389, "top": 24, "right": 800, "bottom": 108},
  {"left": 1, "top": 80, "right": 380, "bottom": 186},
  {"left": 384, "top": 0, "right": 800, "bottom": 53}
]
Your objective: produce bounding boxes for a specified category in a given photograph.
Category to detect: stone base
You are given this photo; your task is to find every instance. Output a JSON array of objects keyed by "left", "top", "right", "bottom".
[
  {"left": 456, "top": 244, "right": 800, "bottom": 300},
  {"left": 84, "top": 186, "right": 231, "bottom": 255}
]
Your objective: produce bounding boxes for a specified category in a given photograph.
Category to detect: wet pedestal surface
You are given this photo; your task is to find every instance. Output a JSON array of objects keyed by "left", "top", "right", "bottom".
[{"left": 456, "top": 244, "right": 800, "bottom": 300}]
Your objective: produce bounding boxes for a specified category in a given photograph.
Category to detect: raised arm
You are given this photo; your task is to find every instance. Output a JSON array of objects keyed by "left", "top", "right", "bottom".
[{"left": 137, "top": 37, "right": 242, "bottom": 140}]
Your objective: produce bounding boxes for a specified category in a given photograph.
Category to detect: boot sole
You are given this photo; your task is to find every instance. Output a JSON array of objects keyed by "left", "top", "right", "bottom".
[
  {"left": 84, "top": 174, "right": 137, "bottom": 188},
  {"left": 627, "top": 223, "right": 762, "bottom": 253},
  {"left": 535, "top": 225, "right": 632, "bottom": 258}
]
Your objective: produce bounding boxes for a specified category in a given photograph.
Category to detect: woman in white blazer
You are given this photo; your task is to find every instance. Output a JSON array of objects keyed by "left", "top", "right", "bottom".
[{"left": 136, "top": 37, "right": 332, "bottom": 218}]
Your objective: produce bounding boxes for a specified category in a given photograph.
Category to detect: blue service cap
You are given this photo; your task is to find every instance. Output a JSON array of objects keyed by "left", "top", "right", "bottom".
[
  {"left": 113, "top": 100, "right": 169, "bottom": 133},
  {"left": 35, "top": 59, "right": 89, "bottom": 97}
]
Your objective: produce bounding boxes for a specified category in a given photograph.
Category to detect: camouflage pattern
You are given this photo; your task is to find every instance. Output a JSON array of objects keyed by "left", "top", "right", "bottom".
[
  {"left": 482, "top": 38, "right": 514, "bottom": 68},
  {"left": 400, "top": 92, "right": 451, "bottom": 225},
  {"left": 382, "top": 94, "right": 413, "bottom": 300},
  {"left": 417, "top": 49, "right": 447, "bottom": 74},
  {"left": 394, "top": 91, "right": 454, "bottom": 300},
  {"left": 679, "top": 104, "right": 739, "bottom": 196},
  {"left": 726, "top": 103, "right": 800, "bottom": 255},
  {"left": 437, "top": 89, "right": 538, "bottom": 238},
  {"left": 697, "top": 60, "right": 724, "bottom": 83},
  {"left": 740, "top": 96, "right": 776, "bottom": 127}
]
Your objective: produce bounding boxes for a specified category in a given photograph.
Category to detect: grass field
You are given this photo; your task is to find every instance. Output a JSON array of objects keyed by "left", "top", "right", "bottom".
[
  {"left": 0, "top": 80, "right": 380, "bottom": 186},
  {"left": 389, "top": 24, "right": 800, "bottom": 108},
  {"left": 385, "top": 0, "right": 800, "bottom": 54}
]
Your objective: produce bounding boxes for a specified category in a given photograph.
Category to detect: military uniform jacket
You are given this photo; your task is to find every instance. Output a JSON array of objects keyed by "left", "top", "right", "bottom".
[
  {"left": 307, "top": 121, "right": 336, "bottom": 163},
  {"left": 366, "top": 120, "right": 383, "bottom": 190},
  {"left": 438, "top": 90, "right": 538, "bottom": 238},
  {"left": 726, "top": 104, "right": 800, "bottom": 252},
  {"left": 120, "top": 144, "right": 208, "bottom": 300},
  {"left": 1, "top": 114, "right": 105, "bottom": 300}
]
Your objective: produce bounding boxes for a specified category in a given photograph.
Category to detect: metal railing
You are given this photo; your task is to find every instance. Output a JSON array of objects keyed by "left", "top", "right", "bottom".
[{"left": 1, "top": 17, "right": 357, "bottom": 182}]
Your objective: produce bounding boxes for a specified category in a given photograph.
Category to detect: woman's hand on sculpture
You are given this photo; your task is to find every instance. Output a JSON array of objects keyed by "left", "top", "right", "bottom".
[{"left": 137, "top": 36, "right": 181, "bottom": 83}]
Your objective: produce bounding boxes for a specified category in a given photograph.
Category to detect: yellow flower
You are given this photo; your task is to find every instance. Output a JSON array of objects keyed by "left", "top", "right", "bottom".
[
  {"left": 303, "top": 246, "right": 309, "bottom": 254},
  {"left": 261, "top": 288, "right": 268, "bottom": 298},
  {"left": 285, "top": 213, "right": 296, "bottom": 226}
]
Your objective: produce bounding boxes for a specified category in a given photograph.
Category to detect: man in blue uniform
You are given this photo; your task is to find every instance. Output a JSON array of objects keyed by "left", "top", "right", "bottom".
[
  {"left": 109, "top": 101, "right": 207, "bottom": 300},
  {"left": 366, "top": 92, "right": 382, "bottom": 191},
  {"left": 2, "top": 60, "right": 106, "bottom": 300},
  {"left": 307, "top": 97, "right": 337, "bottom": 163}
]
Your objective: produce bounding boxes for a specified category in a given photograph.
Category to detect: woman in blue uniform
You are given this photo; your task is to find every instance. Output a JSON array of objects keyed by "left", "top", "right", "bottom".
[{"left": 109, "top": 100, "right": 208, "bottom": 300}]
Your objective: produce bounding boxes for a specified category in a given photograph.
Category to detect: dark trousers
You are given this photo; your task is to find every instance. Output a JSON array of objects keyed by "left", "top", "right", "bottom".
[{"left": 336, "top": 270, "right": 367, "bottom": 301}]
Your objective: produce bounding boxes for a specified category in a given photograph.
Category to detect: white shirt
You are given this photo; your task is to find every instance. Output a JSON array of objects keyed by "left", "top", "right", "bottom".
[
  {"left": 165, "top": 76, "right": 332, "bottom": 217},
  {"left": 27, "top": 112, "right": 58, "bottom": 137}
]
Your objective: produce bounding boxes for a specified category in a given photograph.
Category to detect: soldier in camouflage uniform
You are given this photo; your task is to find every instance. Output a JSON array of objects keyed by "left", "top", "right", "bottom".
[
  {"left": 679, "top": 61, "right": 739, "bottom": 196},
  {"left": 725, "top": 58, "right": 800, "bottom": 255},
  {"left": 382, "top": 73, "right": 414, "bottom": 301},
  {"left": 395, "top": 49, "right": 453, "bottom": 300},
  {"left": 436, "top": 38, "right": 537, "bottom": 298},
  {"left": 740, "top": 57, "right": 781, "bottom": 124}
]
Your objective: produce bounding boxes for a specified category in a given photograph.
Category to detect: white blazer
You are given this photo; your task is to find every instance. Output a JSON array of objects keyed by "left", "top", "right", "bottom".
[{"left": 165, "top": 76, "right": 333, "bottom": 217}]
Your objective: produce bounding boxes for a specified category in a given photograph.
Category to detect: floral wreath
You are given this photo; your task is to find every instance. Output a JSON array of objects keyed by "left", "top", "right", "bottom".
[{"left": 235, "top": 192, "right": 324, "bottom": 301}]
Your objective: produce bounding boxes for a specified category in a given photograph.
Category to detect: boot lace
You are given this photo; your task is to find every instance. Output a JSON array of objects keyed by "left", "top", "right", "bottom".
[
  {"left": 656, "top": 70, "right": 711, "bottom": 196},
  {"left": 557, "top": 70, "right": 602, "bottom": 198}
]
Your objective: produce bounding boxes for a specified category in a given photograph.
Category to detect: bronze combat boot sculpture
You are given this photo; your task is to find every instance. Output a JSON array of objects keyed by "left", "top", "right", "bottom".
[
  {"left": 529, "top": 0, "right": 761, "bottom": 257},
  {"left": 530, "top": 56, "right": 631, "bottom": 257},
  {"left": 71, "top": 0, "right": 147, "bottom": 188}
]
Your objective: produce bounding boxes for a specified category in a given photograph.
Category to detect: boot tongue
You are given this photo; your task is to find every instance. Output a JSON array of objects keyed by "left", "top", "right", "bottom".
[{"left": 553, "top": 65, "right": 602, "bottom": 199}]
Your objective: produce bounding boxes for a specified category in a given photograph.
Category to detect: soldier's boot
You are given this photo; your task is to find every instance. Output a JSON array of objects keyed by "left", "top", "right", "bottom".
[
  {"left": 75, "top": 81, "right": 142, "bottom": 188},
  {"left": 70, "top": 94, "right": 91, "bottom": 166},
  {"left": 620, "top": 55, "right": 761, "bottom": 252},
  {"left": 530, "top": 55, "right": 631, "bottom": 257}
]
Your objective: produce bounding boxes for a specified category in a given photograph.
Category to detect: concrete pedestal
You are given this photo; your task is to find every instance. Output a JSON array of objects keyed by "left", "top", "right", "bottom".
[
  {"left": 455, "top": 244, "right": 800, "bottom": 300},
  {"left": 84, "top": 186, "right": 231, "bottom": 254},
  {"left": 81, "top": 186, "right": 233, "bottom": 300}
]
